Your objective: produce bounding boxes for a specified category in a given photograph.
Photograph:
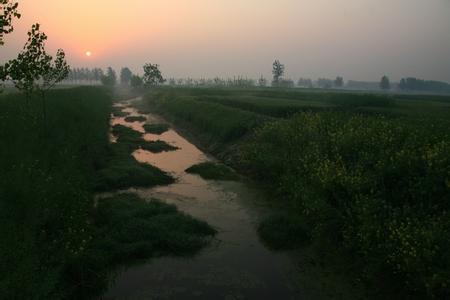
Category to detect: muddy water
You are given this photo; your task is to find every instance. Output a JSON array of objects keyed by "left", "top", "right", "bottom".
[{"left": 103, "top": 100, "right": 350, "bottom": 300}]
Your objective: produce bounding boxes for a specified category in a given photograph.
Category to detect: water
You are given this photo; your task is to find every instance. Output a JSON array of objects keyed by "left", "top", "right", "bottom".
[{"left": 102, "top": 99, "right": 357, "bottom": 300}]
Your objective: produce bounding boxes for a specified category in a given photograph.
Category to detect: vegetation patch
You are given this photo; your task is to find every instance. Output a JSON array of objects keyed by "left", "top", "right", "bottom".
[
  {"left": 67, "top": 193, "right": 217, "bottom": 299},
  {"left": 185, "top": 162, "right": 238, "bottom": 181},
  {"left": 94, "top": 144, "right": 174, "bottom": 192},
  {"left": 112, "top": 106, "right": 129, "bottom": 117},
  {"left": 143, "top": 123, "right": 170, "bottom": 135},
  {"left": 0, "top": 87, "right": 112, "bottom": 299},
  {"left": 124, "top": 115, "right": 146, "bottom": 123},
  {"left": 245, "top": 112, "right": 450, "bottom": 298},
  {"left": 258, "top": 212, "right": 310, "bottom": 250},
  {"left": 112, "top": 124, "right": 142, "bottom": 146},
  {"left": 140, "top": 140, "right": 179, "bottom": 153}
]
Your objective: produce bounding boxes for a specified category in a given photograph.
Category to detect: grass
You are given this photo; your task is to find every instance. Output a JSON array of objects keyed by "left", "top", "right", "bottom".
[
  {"left": 112, "top": 124, "right": 142, "bottom": 146},
  {"left": 143, "top": 86, "right": 450, "bottom": 299},
  {"left": 0, "top": 86, "right": 213, "bottom": 299},
  {"left": 0, "top": 87, "right": 112, "bottom": 299},
  {"left": 124, "top": 115, "right": 147, "bottom": 123},
  {"left": 140, "top": 140, "right": 179, "bottom": 153},
  {"left": 185, "top": 162, "right": 239, "bottom": 181},
  {"left": 93, "top": 144, "right": 174, "bottom": 191},
  {"left": 112, "top": 124, "right": 178, "bottom": 153},
  {"left": 112, "top": 106, "right": 129, "bottom": 117},
  {"left": 144, "top": 91, "right": 267, "bottom": 143},
  {"left": 68, "top": 193, "right": 216, "bottom": 299},
  {"left": 258, "top": 212, "right": 310, "bottom": 250},
  {"left": 143, "top": 123, "right": 170, "bottom": 135}
]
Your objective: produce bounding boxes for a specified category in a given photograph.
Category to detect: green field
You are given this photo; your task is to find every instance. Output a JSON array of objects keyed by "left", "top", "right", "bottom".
[
  {"left": 0, "top": 87, "right": 215, "bottom": 299},
  {"left": 142, "top": 87, "right": 450, "bottom": 299}
]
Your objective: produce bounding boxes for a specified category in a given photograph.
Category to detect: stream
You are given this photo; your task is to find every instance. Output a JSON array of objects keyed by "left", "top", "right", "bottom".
[{"left": 102, "top": 98, "right": 356, "bottom": 300}]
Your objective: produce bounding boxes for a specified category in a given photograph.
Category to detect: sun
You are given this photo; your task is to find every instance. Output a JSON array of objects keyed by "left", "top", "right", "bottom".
[{"left": 85, "top": 51, "right": 92, "bottom": 57}]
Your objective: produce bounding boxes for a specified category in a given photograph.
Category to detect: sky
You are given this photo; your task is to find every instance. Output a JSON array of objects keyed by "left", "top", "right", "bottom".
[{"left": 1, "top": 0, "right": 450, "bottom": 82}]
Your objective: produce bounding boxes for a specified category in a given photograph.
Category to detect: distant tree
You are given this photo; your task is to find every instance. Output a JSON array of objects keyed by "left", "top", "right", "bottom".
[
  {"left": 258, "top": 75, "right": 267, "bottom": 87},
  {"left": 168, "top": 78, "right": 176, "bottom": 86},
  {"left": 0, "top": 0, "right": 21, "bottom": 45},
  {"left": 279, "top": 79, "right": 295, "bottom": 88},
  {"left": 317, "top": 78, "right": 333, "bottom": 89},
  {"left": 272, "top": 60, "right": 285, "bottom": 87},
  {"left": 334, "top": 76, "right": 344, "bottom": 88},
  {"left": 130, "top": 74, "right": 143, "bottom": 88},
  {"left": 397, "top": 77, "right": 450, "bottom": 93},
  {"left": 101, "top": 67, "right": 116, "bottom": 86},
  {"left": 297, "top": 78, "right": 313, "bottom": 88},
  {"left": 380, "top": 75, "right": 391, "bottom": 90},
  {"left": 143, "top": 63, "right": 165, "bottom": 86},
  {"left": 177, "top": 78, "right": 184, "bottom": 86},
  {"left": 120, "top": 67, "right": 132, "bottom": 85},
  {"left": 399, "top": 78, "right": 407, "bottom": 90}
]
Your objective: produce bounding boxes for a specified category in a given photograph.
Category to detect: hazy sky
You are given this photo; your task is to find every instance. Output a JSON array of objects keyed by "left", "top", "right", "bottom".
[{"left": 1, "top": 0, "right": 450, "bottom": 82}]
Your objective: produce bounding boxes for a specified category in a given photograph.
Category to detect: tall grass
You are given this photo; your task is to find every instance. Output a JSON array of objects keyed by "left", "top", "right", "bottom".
[
  {"left": 244, "top": 112, "right": 450, "bottom": 298},
  {"left": 0, "top": 87, "right": 112, "bottom": 298},
  {"left": 145, "top": 87, "right": 450, "bottom": 298},
  {"left": 145, "top": 91, "right": 267, "bottom": 142}
]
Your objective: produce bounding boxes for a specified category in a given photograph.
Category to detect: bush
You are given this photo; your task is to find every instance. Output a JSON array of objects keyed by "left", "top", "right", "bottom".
[
  {"left": 185, "top": 162, "right": 238, "bottom": 181},
  {"left": 258, "top": 212, "right": 310, "bottom": 250},
  {"left": 244, "top": 112, "right": 450, "bottom": 297}
]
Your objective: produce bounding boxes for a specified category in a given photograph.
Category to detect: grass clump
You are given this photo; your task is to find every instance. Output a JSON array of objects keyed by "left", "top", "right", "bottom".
[
  {"left": 124, "top": 115, "right": 146, "bottom": 123},
  {"left": 112, "top": 106, "right": 129, "bottom": 117},
  {"left": 258, "top": 213, "right": 310, "bottom": 250},
  {"left": 94, "top": 144, "right": 174, "bottom": 192},
  {"left": 112, "top": 124, "right": 178, "bottom": 153},
  {"left": 185, "top": 162, "right": 238, "bottom": 181},
  {"left": 143, "top": 123, "right": 170, "bottom": 135},
  {"left": 112, "top": 124, "right": 142, "bottom": 145},
  {"left": 140, "top": 140, "right": 179, "bottom": 153},
  {"left": 67, "top": 193, "right": 216, "bottom": 299},
  {"left": 92, "top": 193, "right": 217, "bottom": 260}
]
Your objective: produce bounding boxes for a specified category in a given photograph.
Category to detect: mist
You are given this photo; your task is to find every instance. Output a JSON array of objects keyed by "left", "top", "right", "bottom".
[{"left": 1, "top": 0, "right": 449, "bottom": 82}]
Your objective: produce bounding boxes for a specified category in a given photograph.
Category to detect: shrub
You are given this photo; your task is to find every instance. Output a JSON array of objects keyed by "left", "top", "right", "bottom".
[{"left": 244, "top": 112, "right": 450, "bottom": 297}]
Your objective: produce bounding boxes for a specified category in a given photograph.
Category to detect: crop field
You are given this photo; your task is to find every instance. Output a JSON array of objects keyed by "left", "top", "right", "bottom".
[{"left": 143, "top": 87, "right": 450, "bottom": 299}]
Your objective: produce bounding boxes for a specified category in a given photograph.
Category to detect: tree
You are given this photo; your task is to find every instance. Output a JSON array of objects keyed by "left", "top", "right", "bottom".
[
  {"left": 120, "top": 67, "right": 132, "bottom": 85},
  {"left": 39, "top": 49, "right": 69, "bottom": 117},
  {"left": 317, "top": 78, "right": 333, "bottom": 89},
  {"left": 130, "top": 74, "right": 143, "bottom": 88},
  {"left": 334, "top": 76, "right": 344, "bottom": 88},
  {"left": 0, "top": 0, "right": 21, "bottom": 45},
  {"left": 143, "top": 63, "right": 165, "bottom": 86},
  {"left": 258, "top": 75, "right": 267, "bottom": 87},
  {"left": 380, "top": 75, "right": 391, "bottom": 90},
  {"left": 297, "top": 78, "right": 313, "bottom": 88},
  {"left": 101, "top": 67, "right": 116, "bottom": 86},
  {"left": 272, "top": 59, "right": 285, "bottom": 87},
  {"left": 5, "top": 24, "right": 52, "bottom": 99},
  {"left": 4, "top": 24, "right": 69, "bottom": 118}
]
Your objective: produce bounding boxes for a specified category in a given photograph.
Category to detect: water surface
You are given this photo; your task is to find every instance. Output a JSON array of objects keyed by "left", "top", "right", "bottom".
[{"left": 103, "top": 99, "right": 358, "bottom": 300}]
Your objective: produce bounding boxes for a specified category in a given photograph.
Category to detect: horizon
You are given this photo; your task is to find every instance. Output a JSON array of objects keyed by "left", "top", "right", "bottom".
[{"left": 1, "top": 1, "right": 449, "bottom": 82}]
